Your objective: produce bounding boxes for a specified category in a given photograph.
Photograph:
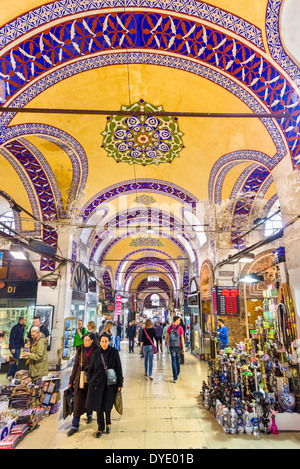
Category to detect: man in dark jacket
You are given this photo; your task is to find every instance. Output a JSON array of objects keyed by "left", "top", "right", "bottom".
[
  {"left": 7, "top": 316, "right": 26, "bottom": 380},
  {"left": 126, "top": 321, "right": 136, "bottom": 353}
]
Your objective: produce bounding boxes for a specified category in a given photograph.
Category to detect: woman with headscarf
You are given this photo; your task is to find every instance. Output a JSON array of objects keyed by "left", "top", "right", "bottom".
[
  {"left": 67, "top": 332, "right": 99, "bottom": 436},
  {"left": 85, "top": 332, "right": 123, "bottom": 438}
]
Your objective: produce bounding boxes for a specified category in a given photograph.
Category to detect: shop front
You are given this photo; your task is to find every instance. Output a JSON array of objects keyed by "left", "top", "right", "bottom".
[
  {"left": 202, "top": 248, "right": 300, "bottom": 434},
  {"left": 0, "top": 251, "right": 38, "bottom": 372},
  {"left": 188, "top": 278, "right": 201, "bottom": 358}
]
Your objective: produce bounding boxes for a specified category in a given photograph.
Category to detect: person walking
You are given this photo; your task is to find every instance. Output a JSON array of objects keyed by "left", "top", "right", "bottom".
[
  {"left": 86, "top": 332, "right": 123, "bottom": 438},
  {"left": 7, "top": 316, "right": 26, "bottom": 381},
  {"left": 217, "top": 319, "right": 229, "bottom": 350},
  {"left": 127, "top": 321, "right": 136, "bottom": 353},
  {"left": 87, "top": 321, "right": 100, "bottom": 344},
  {"left": 100, "top": 320, "right": 114, "bottom": 344},
  {"left": 98, "top": 320, "right": 106, "bottom": 336},
  {"left": 23, "top": 327, "right": 48, "bottom": 383},
  {"left": 67, "top": 332, "right": 99, "bottom": 436},
  {"left": 163, "top": 321, "right": 170, "bottom": 354},
  {"left": 73, "top": 320, "right": 87, "bottom": 351},
  {"left": 165, "top": 316, "right": 185, "bottom": 383},
  {"left": 154, "top": 322, "right": 164, "bottom": 352},
  {"left": 114, "top": 321, "right": 122, "bottom": 351},
  {"left": 140, "top": 319, "right": 157, "bottom": 380},
  {"left": 138, "top": 323, "right": 145, "bottom": 358}
]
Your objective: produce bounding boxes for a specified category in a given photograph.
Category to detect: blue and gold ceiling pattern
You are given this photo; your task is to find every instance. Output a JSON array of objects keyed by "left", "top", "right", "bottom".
[{"left": 0, "top": 0, "right": 299, "bottom": 296}]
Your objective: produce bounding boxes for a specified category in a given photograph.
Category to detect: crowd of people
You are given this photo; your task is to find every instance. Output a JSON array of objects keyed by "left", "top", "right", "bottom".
[{"left": 0, "top": 313, "right": 202, "bottom": 438}]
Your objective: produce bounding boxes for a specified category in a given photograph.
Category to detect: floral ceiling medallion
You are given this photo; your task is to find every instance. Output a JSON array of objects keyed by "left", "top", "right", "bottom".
[
  {"left": 101, "top": 100, "right": 184, "bottom": 166},
  {"left": 134, "top": 195, "right": 156, "bottom": 205}
]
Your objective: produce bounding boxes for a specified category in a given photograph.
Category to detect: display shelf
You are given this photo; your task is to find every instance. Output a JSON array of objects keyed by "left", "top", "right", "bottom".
[{"left": 62, "top": 317, "right": 77, "bottom": 360}]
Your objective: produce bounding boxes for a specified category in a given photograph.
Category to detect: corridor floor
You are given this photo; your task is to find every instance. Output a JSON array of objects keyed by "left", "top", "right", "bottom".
[{"left": 3, "top": 344, "right": 300, "bottom": 449}]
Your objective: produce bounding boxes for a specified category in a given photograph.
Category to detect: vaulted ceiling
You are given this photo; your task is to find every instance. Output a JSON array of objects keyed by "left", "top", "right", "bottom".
[{"left": 0, "top": 0, "right": 299, "bottom": 301}]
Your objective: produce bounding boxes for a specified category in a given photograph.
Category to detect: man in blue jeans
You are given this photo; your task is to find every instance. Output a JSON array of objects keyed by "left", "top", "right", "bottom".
[
  {"left": 7, "top": 316, "right": 26, "bottom": 380},
  {"left": 165, "top": 316, "right": 185, "bottom": 383}
]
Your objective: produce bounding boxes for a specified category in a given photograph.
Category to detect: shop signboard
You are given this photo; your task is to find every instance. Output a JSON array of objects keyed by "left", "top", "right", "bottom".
[
  {"left": 211, "top": 286, "right": 240, "bottom": 316},
  {"left": 114, "top": 294, "right": 122, "bottom": 321},
  {"left": 0, "top": 281, "right": 38, "bottom": 299}
]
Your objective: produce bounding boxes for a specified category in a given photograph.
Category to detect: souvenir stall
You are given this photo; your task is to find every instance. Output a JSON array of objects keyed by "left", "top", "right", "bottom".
[
  {"left": 0, "top": 370, "right": 61, "bottom": 449},
  {"left": 201, "top": 279, "right": 300, "bottom": 436}
]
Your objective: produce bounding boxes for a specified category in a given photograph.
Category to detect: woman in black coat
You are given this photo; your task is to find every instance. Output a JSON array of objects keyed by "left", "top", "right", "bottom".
[
  {"left": 86, "top": 332, "right": 123, "bottom": 438},
  {"left": 67, "top": 332, "right": 99, "bottom": 436}
]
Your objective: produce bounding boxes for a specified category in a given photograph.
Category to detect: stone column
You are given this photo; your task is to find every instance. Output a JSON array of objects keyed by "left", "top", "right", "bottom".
[{"left": 36, "top": 224, "right": 76, "bottom": 370}]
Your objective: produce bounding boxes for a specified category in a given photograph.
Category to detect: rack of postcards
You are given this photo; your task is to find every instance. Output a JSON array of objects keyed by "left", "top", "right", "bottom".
[
  {"left": 201, "top": 285, "right": 300, "bottom": 436},
  {"left": 0, "top": 370, "right": 61, "bottom": 449}
]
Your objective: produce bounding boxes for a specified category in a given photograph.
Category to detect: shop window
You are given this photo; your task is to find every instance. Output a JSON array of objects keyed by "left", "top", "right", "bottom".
[
  {"left": 148, "top": 276, "right": 159, "bottom": 282},
  {"left": 264, "top": 201, "right": 282, "bottom": 237},
  {"left": 151, "top": 294, "right": 160, "bottom": 306}
]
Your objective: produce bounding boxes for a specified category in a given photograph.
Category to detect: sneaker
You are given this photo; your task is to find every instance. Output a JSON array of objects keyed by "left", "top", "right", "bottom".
[
  {"left": 149, "top": 376, "right": 153, "bottom": 380},
  {"left": 6, "top": 376, "right": 12, "bottom": 382},
  {"left": 67, "top": 427, "right": 79, "bottom": 437},
  {"left": 173, "top": 379, "right": 177, "bottom": 383}
]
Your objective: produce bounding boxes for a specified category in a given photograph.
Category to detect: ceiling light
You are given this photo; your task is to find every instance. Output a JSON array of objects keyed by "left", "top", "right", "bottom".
[
  {"left": 238, "top": 273, "right": 264, "bottom": 283},
  {"left": 10, "top": 244, "right": 27, "bottom": 260}
]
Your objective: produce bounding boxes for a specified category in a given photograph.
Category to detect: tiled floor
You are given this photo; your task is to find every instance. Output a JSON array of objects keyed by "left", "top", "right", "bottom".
[{"left": 2, "top": 344, "right": 300, "bottom": 449}]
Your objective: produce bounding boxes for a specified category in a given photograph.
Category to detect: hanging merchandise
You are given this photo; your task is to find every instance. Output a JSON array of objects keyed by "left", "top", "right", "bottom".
[{"left": 201, "top": 289, "right": 300, "bottom": 436}]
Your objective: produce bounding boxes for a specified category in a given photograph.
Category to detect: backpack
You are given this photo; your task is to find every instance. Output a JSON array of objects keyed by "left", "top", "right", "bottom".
[{"left": 169, "top": 325, "right": 180, "bottom": 348}]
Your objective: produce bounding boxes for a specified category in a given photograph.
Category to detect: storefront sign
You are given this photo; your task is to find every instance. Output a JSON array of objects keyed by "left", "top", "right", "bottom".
[
  {"left": 0, "top": 281, "right": 6, "bottom": 289},
  {"left": 0, "top": 281, "right": 38, "bottom": 299},
  {"left": 114, "top": 294, "right": 122, "bottom": 321}
]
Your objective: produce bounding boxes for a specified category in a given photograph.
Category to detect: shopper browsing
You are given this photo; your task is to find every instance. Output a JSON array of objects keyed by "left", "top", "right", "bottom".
[
  {"left": 217, "top": 319, "right": 229, "bottom": 350},
  {"left": 165, "top": 316, "right": 185, "bottom": 383},
  {"left": 67, "top": 332, "right": 99, "bottom": 436},
  {"left": 85, "top": 332, "right": 123, "bottom": 438},
  {"left": 23, "top": 327, "right": 48, "bottom": 383}
]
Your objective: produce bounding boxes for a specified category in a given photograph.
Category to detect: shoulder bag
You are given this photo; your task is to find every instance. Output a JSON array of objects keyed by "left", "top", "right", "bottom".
[
  {"left": 101, "top": 353, "right": 118, "bottom": 386},
  {"left": 114, "top": 390, "right": 123, "bottom": 415},
  {"left": 144, "top": 329, "right": 158, "bottom": 354},
  {"left": 79, "top": 349, "right": 88, "bottom": 389}
]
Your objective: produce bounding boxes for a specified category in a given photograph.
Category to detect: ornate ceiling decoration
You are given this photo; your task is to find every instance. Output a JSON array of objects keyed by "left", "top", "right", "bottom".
[{"left": 101, "top": 100, "right": 184, "bottom": 166}]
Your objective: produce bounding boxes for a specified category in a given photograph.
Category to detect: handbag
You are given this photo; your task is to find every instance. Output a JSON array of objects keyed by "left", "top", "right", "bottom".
[
  {"left": 101, "top": 354, "right": 118, "bottom": 386},
  {"left": 79, "top": 350, "right": 88, "bottom": 389},
  {"left": 114, "top": 390, "right": 123, "bottom": 415},
  {"left": 144, "top": 329, "right": 158, "bottom": 354}
]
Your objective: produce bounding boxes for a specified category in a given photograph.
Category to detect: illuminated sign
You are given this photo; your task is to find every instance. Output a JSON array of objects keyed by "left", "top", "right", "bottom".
[{"left": 211, "top": 286, "right": 240, "bottom": 316}]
